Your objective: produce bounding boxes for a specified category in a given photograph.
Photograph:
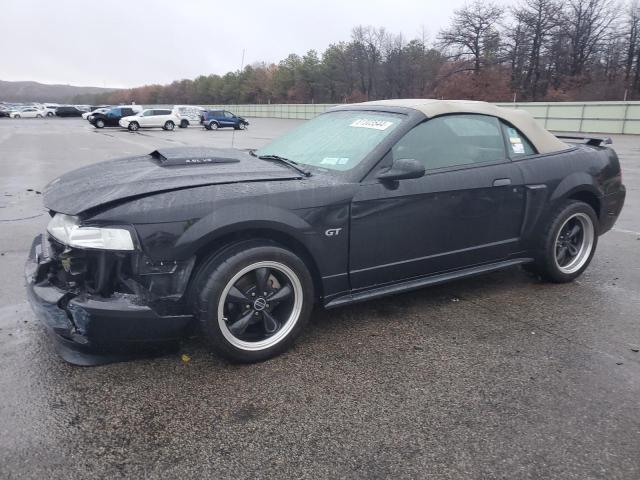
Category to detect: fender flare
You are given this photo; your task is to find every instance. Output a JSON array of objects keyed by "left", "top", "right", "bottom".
[{"left": 549, "top": 172, "right": 602, "bottom": 204}]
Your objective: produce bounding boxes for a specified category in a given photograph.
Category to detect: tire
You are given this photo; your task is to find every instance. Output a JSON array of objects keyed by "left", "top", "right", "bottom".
[
  {"left": 36, "top": 114, "right": 43, "bottom": 118},
  {"left": 192, "top": 240, "right": 314, "bottom": 363},
  {"left": 128, "top": 121, "right": 139, "bottom": 132},
  {"left": 47, "top": 112, "right": 54, "bottom": 117},
  {"left": 14, "top": 114, "right": 20, "bottom": 119},
  {"left": 208, "top": 121, "right": 219, "bottom": 130},
  {"left": 95, "top": 119, "right": 105, "bottom": 128},
  {"left": 239, "top": 122, "right": 246, "bottom": 130},
  {"left": 527, "top": 200, "right": 598, "bottom": 283},
  {"left": 164, "top": 121, "right": 175, "bottom": 131},
  {"left": 179, "top": 119, "right": 189, "bottom": 128}
]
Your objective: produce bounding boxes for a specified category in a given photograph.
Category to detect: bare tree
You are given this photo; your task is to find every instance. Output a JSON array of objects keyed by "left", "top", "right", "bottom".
[
  {"left": 439, "top": 1, "right": 505, "bottom": 73},
  {"left": 566, "top": 0, "right": 617, "bottom": 76},
  {"left": 511, "top": 0, "right": 563, "bottom": 99},
  {"left": 625, "top": 0, "right": 640, "bottom": 89}
]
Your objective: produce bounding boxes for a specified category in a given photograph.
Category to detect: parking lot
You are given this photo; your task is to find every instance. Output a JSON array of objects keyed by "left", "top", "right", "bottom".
[{"left": 1, "top": 117, "right": 639, "bottom": 479}]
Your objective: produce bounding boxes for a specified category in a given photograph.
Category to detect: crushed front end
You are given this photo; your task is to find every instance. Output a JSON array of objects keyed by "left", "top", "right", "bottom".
[{"left": 25, "top": 218, "right": 195, "bottom": 365}]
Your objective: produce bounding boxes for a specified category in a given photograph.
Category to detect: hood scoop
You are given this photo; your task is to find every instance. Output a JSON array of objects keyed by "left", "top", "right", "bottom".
[
  {"left": 43, "top": 147, "right": 302, "bottom": 215},
  {"left": 151, "top": 147, "right": 240, "bottom": 166}
]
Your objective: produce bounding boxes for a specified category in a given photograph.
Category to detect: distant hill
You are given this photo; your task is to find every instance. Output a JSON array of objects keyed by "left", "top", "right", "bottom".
[{"left": 0, "top": 80, "right": 115, "bottom": 103}]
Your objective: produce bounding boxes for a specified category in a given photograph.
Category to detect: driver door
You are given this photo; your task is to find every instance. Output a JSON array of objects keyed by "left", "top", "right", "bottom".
[{"left": 349, "top": 114, "right": 526, "bottom": 290}]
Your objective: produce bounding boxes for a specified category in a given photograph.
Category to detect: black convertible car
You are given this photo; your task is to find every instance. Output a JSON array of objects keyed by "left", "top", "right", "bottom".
[{"left": 26, "top": 100, "right": 626, "bottom": 365}]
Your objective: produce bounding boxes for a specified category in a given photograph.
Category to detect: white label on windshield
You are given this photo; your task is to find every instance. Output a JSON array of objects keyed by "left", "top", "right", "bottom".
[
  {"left": 321, "top": 157, "right": 349, "bottom": 165},
  {"left": 350, "top": 119, "right": 394, "bottom": 130},
  {"left": 512, "top": 143, "right": 525, "bottom": 154}
]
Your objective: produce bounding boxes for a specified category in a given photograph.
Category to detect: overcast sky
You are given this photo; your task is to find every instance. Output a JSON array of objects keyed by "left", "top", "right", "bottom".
[{"left": 2, "top": 0, "right": 514, "bottom": 89}]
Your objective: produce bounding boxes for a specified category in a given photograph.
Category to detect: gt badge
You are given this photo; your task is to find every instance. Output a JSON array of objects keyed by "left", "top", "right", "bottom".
[{"left": 325, "top": 228, "right": 342, "bottom": 237}]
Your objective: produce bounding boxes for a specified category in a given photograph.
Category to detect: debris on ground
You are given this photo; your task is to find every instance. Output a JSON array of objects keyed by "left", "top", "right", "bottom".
[{"left": 181, "top": 354, "right": 191, "bottom": 364}]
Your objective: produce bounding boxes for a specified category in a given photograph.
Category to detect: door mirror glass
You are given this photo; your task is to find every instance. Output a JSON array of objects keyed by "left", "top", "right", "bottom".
[{"left": 376, "top": 158, "right": 425, "bottom": 181}]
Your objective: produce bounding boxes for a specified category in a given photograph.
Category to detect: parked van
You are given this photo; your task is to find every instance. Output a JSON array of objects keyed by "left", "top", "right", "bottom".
[{"left": 172, "top": 105, "right": 205, "bottom": 128}]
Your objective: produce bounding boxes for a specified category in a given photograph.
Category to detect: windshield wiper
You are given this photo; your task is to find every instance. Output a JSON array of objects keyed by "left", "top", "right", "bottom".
[{"left": 253, "top": 152, "right": 311, "bottom": 177}]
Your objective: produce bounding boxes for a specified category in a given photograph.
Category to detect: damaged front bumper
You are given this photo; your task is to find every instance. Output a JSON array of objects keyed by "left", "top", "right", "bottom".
[{"left": 25, "top": 235, "right": 194, "bottom": 365}]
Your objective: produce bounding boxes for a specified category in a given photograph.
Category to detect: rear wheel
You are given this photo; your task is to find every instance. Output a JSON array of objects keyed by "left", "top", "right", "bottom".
[
  {"left": 526, "top": 200, "right": 598, "bottom": 283},
  {"left": 128, "top": 121, "right": 139, "bottom": 132},
  {"left": 163, "top": 120, "right": 175, "bottom": 131},
  {"left": 46, "top": 112, "right": 54, "bottom": 117},
  {"left": 179, "top": 119, "right": 189, "bottom": 128},
  {"left": 208, "top": 121, "right": 219, "bottom": 130},
  {"left": 192, "top": 241, "right": 314, "bottom": 363},
  {"left": 36, "top": 114, "right": 43, "bottom": 118}
]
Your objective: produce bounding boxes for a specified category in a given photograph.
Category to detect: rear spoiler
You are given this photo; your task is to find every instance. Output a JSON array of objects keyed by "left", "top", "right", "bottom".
[{"left": 554, "top": 133, "right": 612, "bottom": 147}]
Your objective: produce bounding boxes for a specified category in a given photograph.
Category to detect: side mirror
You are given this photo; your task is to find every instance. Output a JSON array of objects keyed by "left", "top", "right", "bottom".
[{"left": 376, "top": 158, "right": 425, "bottom": 182}]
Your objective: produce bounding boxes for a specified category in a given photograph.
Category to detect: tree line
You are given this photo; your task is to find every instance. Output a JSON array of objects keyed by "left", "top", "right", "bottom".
[{"left": 78, "top": 0, "right": 640, "bottom": 106}]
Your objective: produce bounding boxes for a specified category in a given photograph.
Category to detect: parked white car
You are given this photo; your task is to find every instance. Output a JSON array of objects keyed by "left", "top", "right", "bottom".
[
  {"left": 82, "top": 107, "right": 110, "bottom": 120},
  {"left": 119, "top": 108, "right": 179, "bottom": 131},
  {"left": 172, "top": 105, "right": 205, "bottom": 128},
  {"left": 10, "top": 107, "right": 46, "bottom": 119},
  {"left": 41, "top": 106, "right": 57, "bottom": 117}
]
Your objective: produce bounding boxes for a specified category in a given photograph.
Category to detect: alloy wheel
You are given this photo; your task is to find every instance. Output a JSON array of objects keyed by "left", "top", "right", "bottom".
[
  {"left": 554, "top": 212, "right": 595, "bottom": 274},
  {"left": 217, "top": 261, "right": 303, "bottom": 351}
]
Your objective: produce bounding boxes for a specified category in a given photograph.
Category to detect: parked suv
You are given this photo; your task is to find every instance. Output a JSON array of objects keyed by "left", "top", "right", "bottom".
[
  {"left": 201, "top": 109, "right": 249, "bottom": 130},
  {"left": 89, "top": 106, "right": 143, "bottom": 128},
  {"left": 173, "top": 105, "right": 204, "bottom": 128},
  {"left": 119, "top": 109, "right": 179, "bottom": 131}
]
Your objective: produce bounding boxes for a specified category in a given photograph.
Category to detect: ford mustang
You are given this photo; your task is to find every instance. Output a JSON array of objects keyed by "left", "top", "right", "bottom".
[{"left": 25, "top": 99, "right": 626, "bottom": 365}]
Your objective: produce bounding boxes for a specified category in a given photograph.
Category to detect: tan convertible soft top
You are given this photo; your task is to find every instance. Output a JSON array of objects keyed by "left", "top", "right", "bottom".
[{"left": 354, "top": 99, "right": 568, "bottom": 154}]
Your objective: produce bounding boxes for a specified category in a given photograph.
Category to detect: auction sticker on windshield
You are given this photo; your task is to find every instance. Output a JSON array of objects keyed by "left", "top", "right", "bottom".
[{"left": 350, "top": 119, "right": 394, "bottom": 130}]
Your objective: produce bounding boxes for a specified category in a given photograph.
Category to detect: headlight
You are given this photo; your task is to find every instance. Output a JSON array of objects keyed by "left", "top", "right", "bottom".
[{"left": 47, "top": 213, "right": 134, "bottom": 251}]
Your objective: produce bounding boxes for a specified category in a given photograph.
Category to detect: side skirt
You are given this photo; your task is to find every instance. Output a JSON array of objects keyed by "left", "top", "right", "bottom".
[{"left": 324, "top": 258, "right": 533, "bottom": 309}]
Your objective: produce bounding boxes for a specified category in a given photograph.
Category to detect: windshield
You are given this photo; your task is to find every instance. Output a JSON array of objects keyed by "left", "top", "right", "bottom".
[{"left": 256, "top": 110, "right": 404, "bottom": 171}]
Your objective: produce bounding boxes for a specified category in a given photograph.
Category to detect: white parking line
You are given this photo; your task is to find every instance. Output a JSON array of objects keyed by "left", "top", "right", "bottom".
[{"left": 613, "top": 227, "right": 640, "bottom": 236}]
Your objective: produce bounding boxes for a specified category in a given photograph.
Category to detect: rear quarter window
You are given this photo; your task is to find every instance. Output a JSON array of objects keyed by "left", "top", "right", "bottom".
[{"left": 500, "top": 121, "right": 537, "bottom": 157}]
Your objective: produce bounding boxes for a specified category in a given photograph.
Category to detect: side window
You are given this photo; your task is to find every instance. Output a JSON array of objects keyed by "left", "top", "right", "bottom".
[
  {"left": 224, "top": 111, "right": 234, "bottom": 118},
  {"left": 392, "top": 114, "right": 506, "bottom": 170},
  {"left": 122, "top": 108, "right": 133, "bottom": 116},
  {"left": 500, "top": 121, "right": 537, "bottom": 157}
]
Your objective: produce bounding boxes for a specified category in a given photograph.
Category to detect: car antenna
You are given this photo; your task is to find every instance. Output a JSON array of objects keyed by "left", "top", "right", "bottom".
[{"left": 231, "top": 48, "right": 246, "bottom": 150}]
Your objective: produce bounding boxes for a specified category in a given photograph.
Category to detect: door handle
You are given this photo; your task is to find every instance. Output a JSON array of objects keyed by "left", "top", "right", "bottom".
[{"left": 493, "top": 178, "right": 512, "bottom": 187}]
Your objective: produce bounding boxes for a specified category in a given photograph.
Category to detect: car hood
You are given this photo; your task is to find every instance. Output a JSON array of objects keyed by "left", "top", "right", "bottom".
[{"left": 44, "top": 147, "right": 303, "bottom": 215}]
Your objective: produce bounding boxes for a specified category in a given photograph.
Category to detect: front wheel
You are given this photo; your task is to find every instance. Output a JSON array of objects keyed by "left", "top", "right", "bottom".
[
  {"left": 527, "top": 200, "right": 598, "bottom": 283},
  {"left": 36, "top": 114, "right": 43, "bottom": 118},
  {"left": 95, "top": 119, "right": 105, "bottom": 128},
  {"left": 47, "top": 112, "right": 54, "bottom": 117},
  {"left": 208, "top": 121, "right": 219, "bottom": 131},
  {"left": 13, "top": 114, "right": 20, "bottom": 119},
  {"left": 128, "top": 121, "right": 139, "bottom": 132},
  {"left": 163, "top": 120, "right": 175, "bottom": 131},
  {"left": 192, "top": 241, "right": 314, "bottom": 363}
]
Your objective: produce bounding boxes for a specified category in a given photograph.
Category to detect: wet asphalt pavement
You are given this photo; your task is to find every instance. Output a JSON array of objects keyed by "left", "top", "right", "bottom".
[{"left": 0, "top": 118, "right": 639, "bottom": 479}]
